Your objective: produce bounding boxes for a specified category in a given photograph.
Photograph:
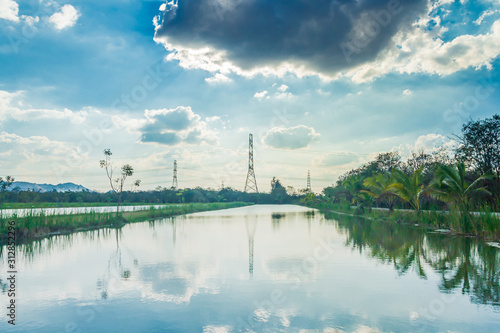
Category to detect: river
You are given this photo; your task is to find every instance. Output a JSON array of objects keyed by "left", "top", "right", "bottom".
[{"left": 0, "top": 204, "right": 498, "bottom": 332}]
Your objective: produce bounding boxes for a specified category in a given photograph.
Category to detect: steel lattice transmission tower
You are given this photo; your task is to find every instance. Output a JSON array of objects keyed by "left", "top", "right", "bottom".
[
  {"left": 306, "top": 170, "right": 311, "bottom": 192},
  {"left": 172, "top": 160, "right": 178, "bottom": 190},
  {"left": 244, "top": 134, "right": 258, "bottom": 193}
]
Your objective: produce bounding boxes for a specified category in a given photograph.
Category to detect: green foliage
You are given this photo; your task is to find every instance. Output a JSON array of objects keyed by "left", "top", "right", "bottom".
[
  {"left": 0, "top": 176, "right": 14, "bottom": 192},
  {"left": 0, "top": 202, "right": 252, "bottom": 242},
  {"left": 455, "top": 114, "right": 500, "bottom": 177},
  {"left": 336, "top": 152, "right": 401, "bottom": 186},
  {"left": 100, "top": 149, "right": 140, "bottom": 216},
  {"left": 307, "top": 116, "right": 500, "bottom": 238},
  {"left": 0, "top": 179, "right": 312, "bottom": 213},
  {"left": 430, "top": 163, "right": 491, "bottom": 208},
  {"left": 428, "top": 163, "right": 492, "bottom": 232},
  {"left": 300, "top": 192, "right": 316, "bottom": 205},
  {"left": 389, "top": 167, "right": 426, "bottom": 211},
  {"left": 270, "top": 177, "right": 288, "bottom": 204},
  {"left": 361, "top": 171, "right": 398, "bottom": 212},
  {"left": 0, "top": 176, "right": 15, "bottom": 208}
]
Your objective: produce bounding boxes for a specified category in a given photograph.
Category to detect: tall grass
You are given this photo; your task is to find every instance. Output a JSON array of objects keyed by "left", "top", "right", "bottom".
[
  {"left": 0, "top": 202, "right": 162, "bottom": 209},
  {"left": 303, "top": 201, "right": 500, "bottom": 241},
  {"left": 0, "top": 202, "right": 252, "bottom": 241}
]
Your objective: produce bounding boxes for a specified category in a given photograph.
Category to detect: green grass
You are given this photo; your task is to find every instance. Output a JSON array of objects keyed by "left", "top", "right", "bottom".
[
  {"left": 0, "top": 202, "right": 163, "bottom": 209},
  {"left": 0, "top": 202, "right": 253, "bottom": 241},
  {"left": 303, "top": 201, "right": 500, "bottom": 241}
]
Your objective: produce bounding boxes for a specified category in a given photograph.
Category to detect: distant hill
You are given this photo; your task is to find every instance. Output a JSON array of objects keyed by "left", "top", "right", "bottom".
[{"left": 8, "top": 182, "right": 92, "bottom": 193}]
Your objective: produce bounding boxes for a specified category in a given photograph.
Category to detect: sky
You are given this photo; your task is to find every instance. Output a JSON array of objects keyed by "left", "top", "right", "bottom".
[{"left": 0, "top": 0, "right": 499, "bottom": 193}]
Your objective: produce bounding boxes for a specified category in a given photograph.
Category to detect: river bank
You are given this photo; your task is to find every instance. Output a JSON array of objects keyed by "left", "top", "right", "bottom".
[
  {"left": 303, "top": 202, "right": 500, "bottom": 241},
  {"left": 0, "top": 202, "right": 253, "bottom": 242},
  {"left": 0, "top": 202, "right": 164, "bottom": 209}
]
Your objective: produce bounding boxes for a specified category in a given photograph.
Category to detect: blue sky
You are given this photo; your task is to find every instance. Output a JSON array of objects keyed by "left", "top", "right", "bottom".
[{"left": 0, "top": 0, "right": 499, "bottom": 192}]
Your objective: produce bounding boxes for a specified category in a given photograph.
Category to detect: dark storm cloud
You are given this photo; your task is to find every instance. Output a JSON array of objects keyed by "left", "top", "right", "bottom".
[{"left": 155, "top": 0, "right": 428, "bottom": 74}]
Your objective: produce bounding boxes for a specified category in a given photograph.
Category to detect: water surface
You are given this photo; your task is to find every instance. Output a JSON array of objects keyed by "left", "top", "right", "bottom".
[{"left": 0, "top": 205, "right": 498, "bottom": 332}]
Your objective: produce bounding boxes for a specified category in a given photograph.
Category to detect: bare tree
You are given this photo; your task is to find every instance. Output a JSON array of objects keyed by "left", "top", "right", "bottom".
[{"left": 99, "top": 149, "right": 139, "bottom": 217}]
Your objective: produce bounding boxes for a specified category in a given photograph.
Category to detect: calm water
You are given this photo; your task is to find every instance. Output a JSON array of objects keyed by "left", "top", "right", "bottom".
[{"left": 0, "top": 205, "right": 499, "bottom": 332}]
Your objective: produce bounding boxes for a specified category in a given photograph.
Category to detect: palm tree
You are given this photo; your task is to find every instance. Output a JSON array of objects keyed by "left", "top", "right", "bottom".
[
  {"left": 339, "top": 175, "right": 363, "bottom": 203},
  {"left": 429, "top": 163, "right": 491, "bottom": 232},
  {"left": 353, "top": 191, "right": 375, "bottom": 214},
  {"left": 361, "top": 171, "right": 398, "bottom": 213},
  {"left": 338, "top": 174, "right": 370, "bottom": 214},
  {"left": 389, "top": 167, "right": 426, "bottom": 212},
  {"left": 300, "top": 192, "right": 317, "bottom": 205}
]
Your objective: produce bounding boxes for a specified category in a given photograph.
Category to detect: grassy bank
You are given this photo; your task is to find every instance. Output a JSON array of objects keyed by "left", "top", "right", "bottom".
[
  {"left": 304, "top": 202, "right": 500, "bottom": 241},
  {"left": 0, "top": 202, "right": 252, "bottom": 241},
  {"left": 0, "top": 202, "right": 160, "bottom": 209}
]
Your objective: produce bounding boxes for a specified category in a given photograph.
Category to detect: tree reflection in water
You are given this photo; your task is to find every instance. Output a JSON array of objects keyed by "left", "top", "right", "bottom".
[
  {"left": 96, "top": 228, "right": 137, "bottom": 300},
  {"left": 3, "top": 209, "right": 498, "bottom": 309},
  {"left": 324, "top": 211, "right": 500, "bottom": 307}
]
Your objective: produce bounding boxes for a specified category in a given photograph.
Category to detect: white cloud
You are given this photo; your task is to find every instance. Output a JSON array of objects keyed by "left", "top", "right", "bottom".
[
  {"left": 0, "top": 0, "right": 19, "bottom": 22},
  {"left": 413, "top": 133, "right": 457, "bottom": 152},
  {"left": 254, "top": 87, "right": 293, "bottom": 99},
  {"left": 155, "top": 0, "right": 500, "bottom": 83},
  {"left": 254, "top": 91, "right": 268, "bottom": 99},
  {"left": 0, "top": 132, "right": 69, "bottom": 154},
  {"left": 49, "top": 5, "right": 79, "bottom": 30},
  {"left": 394, "top": 133, "right": 458, "bottom": 159},
  {"left": 317, "top": 151, "right": 360, "bottom": 167},
  {"left": 0, "top": 131, "right": 85, "bottom": 165},
  {"left": 347, "top": 4, "right": 500, "bottom": 83},
  {"left": 205, "top": 115, "right": 221, "bottom": 122},
  {"left": 23, "top": 15, "right": 39, "bottom": 26},
  {"left": 275, "top": 91, "right": 294, "bottom": 99},
  {"left": 0, "top": 90, "right": 88, "bottom": 123},
  {"left": 311, "top": 324, "right": 383, "bottom": 333},
  {"left": 403, "top": 89, "right": 413, "bottom": 96},
  {"left": 277, "top": 84, "right": 289, "bottom": 92},
  {"left": 111, "top": 114, "right": 146, "bottom": 132},
  {"left": 205, "top": 73, "right": 232, "bottom": 84},
  {"left": 202, "top": 325, "right": 232, "bottom": 333},
  {"left": 268, "top": 84, "right": 294, "bottom": 99},
  {"left": 474, "top": 9, "right": 499, "bottom": 25},
  {"left": 154, "top": 32, "right": 325, "bottom": 79},
  {"left": 115, "top": 106, "right": 219, "bottom": 146},
  {"left": 262, "top": 125, "right": 320, "bottom": 150}
]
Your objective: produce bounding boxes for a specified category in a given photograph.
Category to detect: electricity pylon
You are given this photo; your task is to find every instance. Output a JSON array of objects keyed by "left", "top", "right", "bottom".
[
  {"left": 306, "top": 170, "right": 311, "bottom": 192},
  {"left": 172, "top": 160, "right": 178, "bottom": 190},
  {"left": 244, "top": 134, "right": 258, "bottom": 193}
]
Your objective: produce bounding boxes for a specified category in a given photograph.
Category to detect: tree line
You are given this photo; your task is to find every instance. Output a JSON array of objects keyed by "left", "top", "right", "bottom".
[
  {"left": 1, "top": 115, "right": 498, "bottom": 224},
  {"left": 320, "top": 114, "right": 500, "bottom": 233}
]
